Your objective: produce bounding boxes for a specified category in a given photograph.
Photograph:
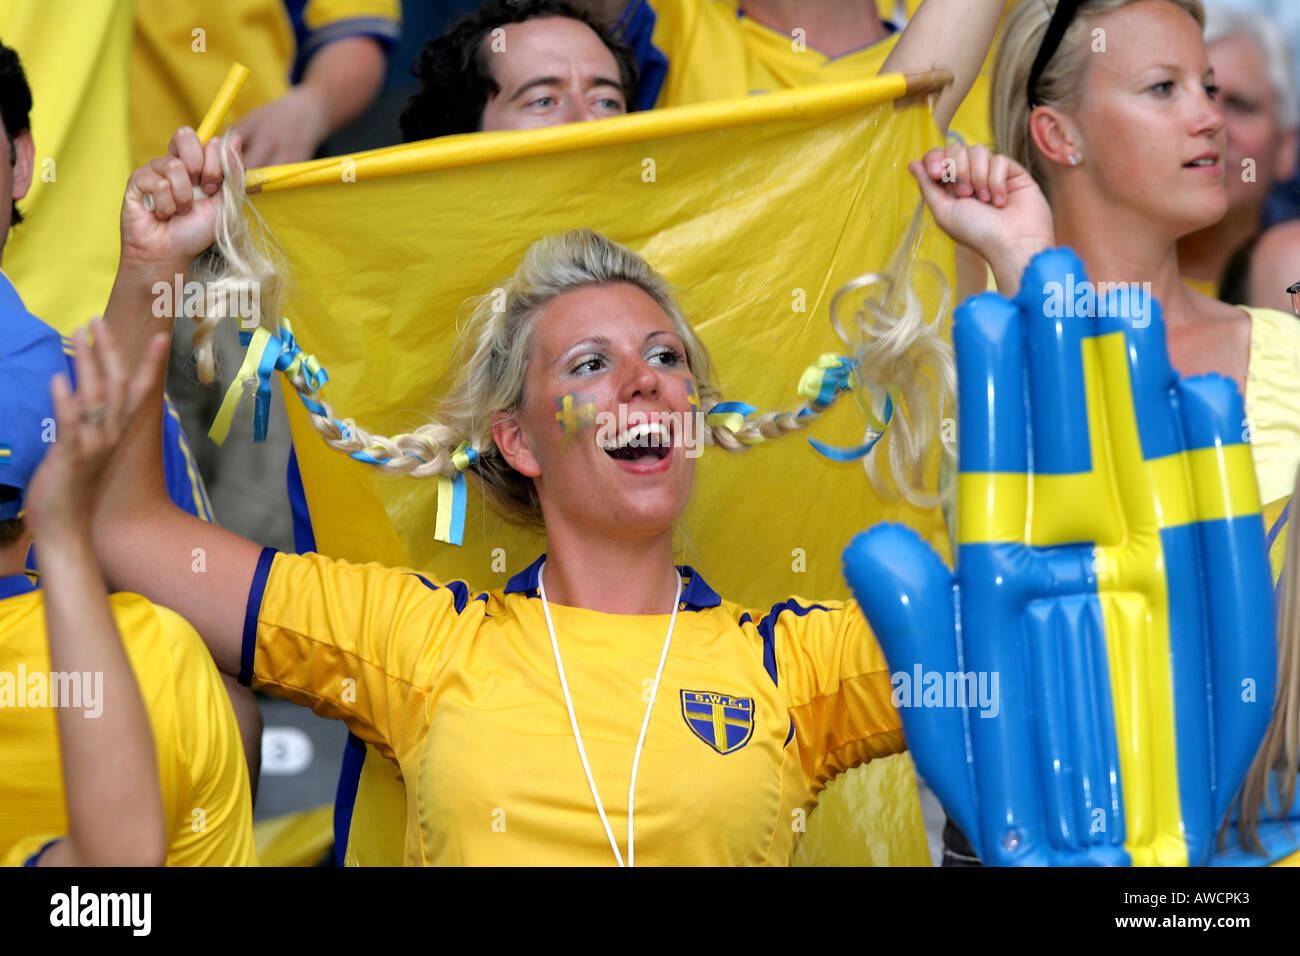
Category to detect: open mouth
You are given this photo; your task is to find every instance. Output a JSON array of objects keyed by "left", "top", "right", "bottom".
[
  {"left": 603, "top": 422, "right": 672, "bottom": 462},
  {"left": 1183, "top": 156, "right": 1218, "bottom": 168}
]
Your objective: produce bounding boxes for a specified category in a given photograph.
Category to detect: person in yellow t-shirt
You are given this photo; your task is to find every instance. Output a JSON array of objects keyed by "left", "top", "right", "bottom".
[
  {"left": 132, "top": 0, "right": 401, "bottom": 170},
  {"left": 590, "top": 0, "right": 1009, "bottom": 147},
  {"left": 0, "top": 303, "right": 256, "bottom": 867},
  {"left": 88, "top": 118, "right": 956, "bottom": 863}
]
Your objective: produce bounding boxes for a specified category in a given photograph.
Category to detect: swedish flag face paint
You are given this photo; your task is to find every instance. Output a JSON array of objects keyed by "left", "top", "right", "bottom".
[{"left": 554, "top": 392, "right": 598, "bottom": 435}]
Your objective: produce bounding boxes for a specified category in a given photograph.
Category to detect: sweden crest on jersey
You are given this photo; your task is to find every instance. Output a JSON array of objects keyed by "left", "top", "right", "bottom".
[{"left": 680, "top": 690, "right": 755, "bottom": 755}]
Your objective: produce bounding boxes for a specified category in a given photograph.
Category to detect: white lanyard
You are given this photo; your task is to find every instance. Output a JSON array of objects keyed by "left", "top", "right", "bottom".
[{"left": 537, "top": 560, "right": 682, "bottom": 867}]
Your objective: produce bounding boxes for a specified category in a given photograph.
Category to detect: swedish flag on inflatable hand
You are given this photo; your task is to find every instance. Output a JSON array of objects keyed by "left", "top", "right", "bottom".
[{"left": 844, "top": 248, "right": 1283, "bottom": 866}]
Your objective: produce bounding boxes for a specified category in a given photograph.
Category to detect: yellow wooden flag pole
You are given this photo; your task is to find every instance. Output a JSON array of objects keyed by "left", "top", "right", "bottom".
[
  {"left": 195, "top": 63, "right": 251, "bottom": 143},
  {"left": 142, "top": 62, "right": 250, "bottom": 211}
]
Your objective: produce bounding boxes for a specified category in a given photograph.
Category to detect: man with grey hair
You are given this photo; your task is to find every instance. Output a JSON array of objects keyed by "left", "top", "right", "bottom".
[{"left": 1177, "top": 2, "right": 1298, "bottom": 299}]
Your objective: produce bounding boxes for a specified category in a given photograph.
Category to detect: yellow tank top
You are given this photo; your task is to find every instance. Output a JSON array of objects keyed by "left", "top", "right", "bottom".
[{"left": 1242, "top": 307, "right": 1300, "bottom": 505}]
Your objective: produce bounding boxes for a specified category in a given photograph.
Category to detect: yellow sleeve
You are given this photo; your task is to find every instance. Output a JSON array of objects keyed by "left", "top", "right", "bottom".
[
  {"left": 151, "top": 605, "right": 258, "bottom": 867},
  {"left": 301, "top": 0, "right": 402, "bottom": 63},
  {"left": 1244, "top": 307, "right": 1300, "bottom": 505},
  {"left": 245, "top": 549, "right": 486, "bottom": 760},
  {"left": 1, "top": 834, "right": 60, "bottom": 867},
  {"left": 0, "top": 0, "right": 133, "bottom": 332},
  {"left": 763, "top": 597, "right": 904, "bottom": 796},
  {"left": 1263, "top": 495, "right": 1291, "bottom": 587}
]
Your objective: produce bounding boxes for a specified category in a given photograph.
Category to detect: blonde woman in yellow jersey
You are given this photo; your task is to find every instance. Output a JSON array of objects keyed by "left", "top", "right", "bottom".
[
  {"left": 88, "top": 0, "right": 1013, "bottom": 866},
  {"left": 910, "top": 0, "right": 1300, "bottom": 859},
  {"left": 90, "top": 137, "right": 937, "bottom": 865}
]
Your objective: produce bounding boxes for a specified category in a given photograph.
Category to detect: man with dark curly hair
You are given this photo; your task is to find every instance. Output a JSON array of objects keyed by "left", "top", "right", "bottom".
[{"left": 400, "top": 0, "right": 639, "bottom": 141}]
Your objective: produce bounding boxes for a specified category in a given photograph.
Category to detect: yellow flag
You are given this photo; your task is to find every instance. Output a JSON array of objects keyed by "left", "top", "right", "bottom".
[
  {"left": 248, "top": 77, "right": 952, "bottom": 866},
  {"left": 1, "top": 0, "right": 133, "bottom": 332}
]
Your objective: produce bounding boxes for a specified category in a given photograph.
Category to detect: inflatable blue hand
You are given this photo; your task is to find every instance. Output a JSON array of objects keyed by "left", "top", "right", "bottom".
[{"left": 843, "top": 249, "right": 1276, "bottom": 866}]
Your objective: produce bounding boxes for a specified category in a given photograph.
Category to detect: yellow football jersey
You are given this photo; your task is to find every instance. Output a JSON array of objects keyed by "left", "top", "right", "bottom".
[
  {"left": 0, "top": 833, "right": 58, "bottom": 867},
  {"left": 0, "top": 579, "right": 257, "bottom": 866},
  {"left": 622, "top": 0, "right": 994, "bottom": 146},
  {"left": 242, "top": 549, "right": 904, "bottom": 865}
]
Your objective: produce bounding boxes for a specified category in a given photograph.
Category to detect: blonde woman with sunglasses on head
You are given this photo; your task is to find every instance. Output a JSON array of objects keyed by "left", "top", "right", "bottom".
[{"left": 911, "top": 0, "right": 1300, "bottom": 861}]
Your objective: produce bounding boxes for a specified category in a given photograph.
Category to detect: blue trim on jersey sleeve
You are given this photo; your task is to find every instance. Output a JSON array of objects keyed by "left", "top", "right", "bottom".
[
  {"left": 1267, "top": 500, "right": 1291, "bottom": 552},
  {"left": 409, "top": 572, "right": 488, "bottom": 615},
  {"left": 754, "top": 598, "right": 833, "bottom": 687},
  {"left": 740, "top": 610, "right": 795, "bottom": 742},
  {"left": 332, "top": 731, "right": 368, "bottom": 866},
  {"left": 240, "top": 547, "right": 278, "bottom": 686},
  {"left": 293, "top": 16, "right": 402, "bottom": 82},
  {"left": 618, "top": 0, "right": 668, "bottom": 112},
  {"left": 286, "top": 445, "right": 318, "bottom": 554},
  {"left": 161, "top": 394, "right": 210, "bottom": 520},
  {"left": 23, "top": 838, "right": 60, "bottom": 867}
]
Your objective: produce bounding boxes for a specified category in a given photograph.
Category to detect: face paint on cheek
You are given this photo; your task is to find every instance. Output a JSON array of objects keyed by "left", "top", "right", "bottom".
[
  {"left": 554, "top": 391, "right": 598, "bottom": 435},
  {"left": 684, "top": 379, "right": 699, "bottom": 411}
]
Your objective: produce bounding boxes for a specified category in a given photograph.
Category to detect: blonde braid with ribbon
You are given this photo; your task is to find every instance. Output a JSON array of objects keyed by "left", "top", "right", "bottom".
[{"left": 195, "top": 194, "right": 939, "bottom": 544}]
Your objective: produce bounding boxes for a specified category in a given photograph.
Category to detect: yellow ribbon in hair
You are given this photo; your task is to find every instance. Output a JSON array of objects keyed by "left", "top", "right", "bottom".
[
  {"left": 433, "top": 440, "right": 476, "bottom": 548},
  {"left": 705, "top": 401, "right": 757, "bottom": 438},
  {"left": 209, "top": 326, "right": 273, "bottom": 446},
  {"left": 208, "top": 319, "right": 331, "bottom": 446}
]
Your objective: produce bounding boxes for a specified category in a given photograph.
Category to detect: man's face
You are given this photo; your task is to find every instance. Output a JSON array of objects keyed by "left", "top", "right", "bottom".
[{"left": 478, "top": 16, "right": 627, "bottom": 132}]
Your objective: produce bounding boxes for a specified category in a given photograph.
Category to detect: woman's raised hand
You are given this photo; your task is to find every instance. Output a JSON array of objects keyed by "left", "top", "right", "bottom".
[
  {"left": 23, "top": 322, "right": 171, "bottom": 541},
  {"left": 120, "top": 127, "right": 240, "bottom": 267},
  {"left": 910, "top": 144, "right": 1056, "bottom": 294}
]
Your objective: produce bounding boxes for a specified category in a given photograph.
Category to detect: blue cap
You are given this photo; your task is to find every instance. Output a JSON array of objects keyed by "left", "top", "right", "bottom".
[{"left": 0, "top": 273, "right": 68, "bottom": 521}]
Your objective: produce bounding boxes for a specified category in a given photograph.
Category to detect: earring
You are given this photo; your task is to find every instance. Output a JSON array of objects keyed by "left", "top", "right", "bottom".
[{"left": 1068, "top": 153, "right": 1081, "bottom": 166}]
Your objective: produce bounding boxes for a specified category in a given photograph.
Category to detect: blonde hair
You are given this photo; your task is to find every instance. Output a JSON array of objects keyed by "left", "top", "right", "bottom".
[
  {"left": 1224, "top": 466, "right": 1300, "bottom": 854},
  {"left": 993, "top": 0, "right": 1206, "bottom": 192},
  {"left": 829, "top": 204, "right": 954, "bottom": 508},
  {"left": 192, "top": 139, "right": 885, "bottom": 528}
]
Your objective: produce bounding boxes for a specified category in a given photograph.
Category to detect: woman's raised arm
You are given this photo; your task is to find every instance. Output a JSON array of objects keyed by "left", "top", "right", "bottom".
[
  {"left": 25, "top": 324, "right": 169, "bottom": 867},
  {"left": 93, "top": 129, "right": 263, "bottom": 679},
  {"left": 880, "top": 0, "right": 1007, "bottom": 134}
]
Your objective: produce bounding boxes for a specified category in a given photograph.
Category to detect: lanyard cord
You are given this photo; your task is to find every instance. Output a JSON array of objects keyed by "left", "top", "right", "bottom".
[{"left": 537, "top": 560, "right": 682, "bottom": 867}]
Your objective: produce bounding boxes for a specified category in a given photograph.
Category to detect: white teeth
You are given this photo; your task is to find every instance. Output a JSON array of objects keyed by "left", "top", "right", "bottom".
[
  {"left": 1190, "top": 158, "right": 1215, "bottom": 166},
  {"left": 605, "top": 422, "right": 670, "bottom": 450}
]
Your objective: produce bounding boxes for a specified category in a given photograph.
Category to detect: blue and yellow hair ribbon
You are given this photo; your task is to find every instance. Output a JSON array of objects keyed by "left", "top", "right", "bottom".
[
  {"left": 208, "top": 318, "right": 477, "bottom": 546},
  {"left": 209, "top": 320, "right": 329, "bottom": 446},
  {"left": 705, "top": 354, "right": 875, "bottom": 453},
  {"left": 797, "top": 353, "right": 859, "bottom": 410},
  {"left": 705, "top": 401, "right": 755, "bottom": 436},
  {"left": 794, "top": 353, "right": 895, "bottom": 462},
  {"left": 807, "top": 389, "right": 895, "bottom": 462},
  {"left": 434, "top": 442, "right": 478, "bottom": 546}
]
